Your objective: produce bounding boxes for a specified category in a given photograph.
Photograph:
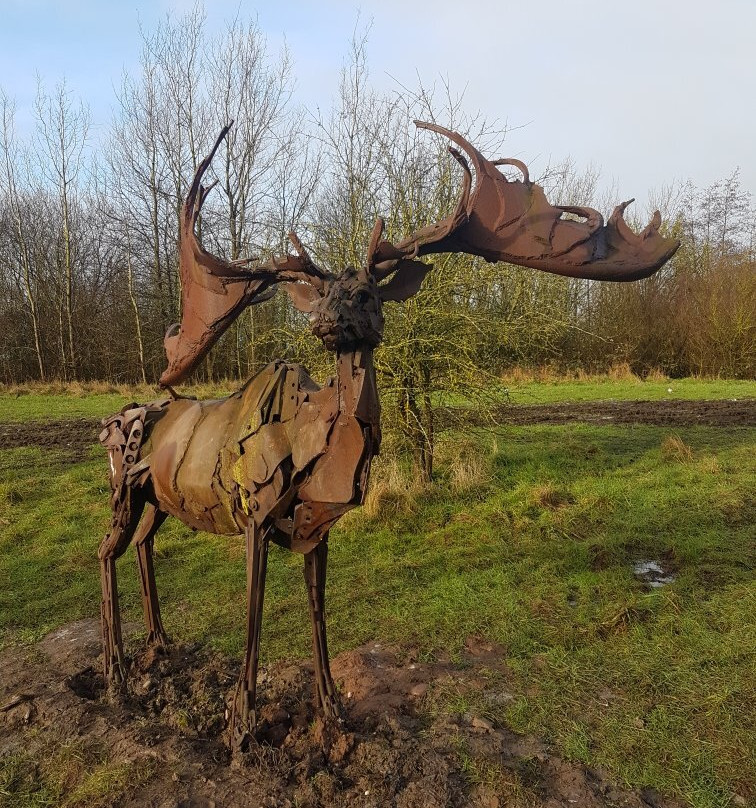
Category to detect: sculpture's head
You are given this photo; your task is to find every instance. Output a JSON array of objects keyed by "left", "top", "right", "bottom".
[
  {"left": 286, "top": 266, "right": 385, "bottom": 352},
  {"left": 160, "top": 121, "right": 680, "bottom": 386}
]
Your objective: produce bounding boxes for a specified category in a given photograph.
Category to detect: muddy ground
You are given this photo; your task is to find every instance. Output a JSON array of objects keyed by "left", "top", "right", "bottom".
[
  {"left": 1, "top": 620, "right": 688, "bottom": 808},
  {"left": 0, "top": 399, "right": 753, "bottom": 461},
  {"left": 449, "top": 398, "right": 756, "bottom": 429},
  {"left": 0, "top": 417, "right": 99, "bottom": 461}
]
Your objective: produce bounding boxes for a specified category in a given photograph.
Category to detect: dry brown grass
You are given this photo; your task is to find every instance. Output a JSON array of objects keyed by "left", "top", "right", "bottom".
[
  {"left": 495, "top": 362, "right": 681, "bottom": 385},
  {"left": 0, "top": 378, "right": 238, "bottom": 400},
  {"left": 697, "top": 455, "right": 721, "bottom": 474},
  {"left": 498, "top": 362, "right": 649, "bottom": 384},
  {"left": 361, "top": 434, "right": 494, "bottom": 519},
  {"left": 499, "top": 364, "right": 570, "bottom": 384},
  {"left": 661, "top": 434, "right": 694, "bottom": 463},
  {"left": 606, "top": 362, "right": 637, "bottom": 380},
  {"left": 1, "top": 380, "right": 130, "bottom": 397},
  {"left": 362, "top": 457, "right": 424, "bottom": 519},
  {"left": 644, "top": 366, "right": 670, "bottom": 382},
  {"left": 434, "top": 435, "right": 493, "bottom": 493},
  {"left": 529, "top": 482, "right": 575, "bottom": 510}
]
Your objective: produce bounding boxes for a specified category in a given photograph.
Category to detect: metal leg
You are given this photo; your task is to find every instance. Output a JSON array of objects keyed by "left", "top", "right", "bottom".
[
  {"left": 134, "top": 504, "right": 169, "bottom": 648},
  {"left": 231, "top": 522, "right": 269, "bottom": 746},
  {"left": 304, "top": 535, "right": 341, "bottom": 721},
  {"left": 100, "top": 556, "right": 123, "bottom": 686},
  {"left": 99, "top": 485, "right": 145, "bottom": 689}
]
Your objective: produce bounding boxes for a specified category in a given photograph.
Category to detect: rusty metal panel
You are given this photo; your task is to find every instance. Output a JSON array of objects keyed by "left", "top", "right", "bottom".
[{"left": 298, "top": 418, "right": 365, "bottom": 504}]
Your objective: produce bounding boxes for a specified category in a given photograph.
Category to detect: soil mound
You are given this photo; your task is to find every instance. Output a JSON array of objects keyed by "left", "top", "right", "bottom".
[{"left": 1, "top": 620, "right": 686, "bottom": 807}]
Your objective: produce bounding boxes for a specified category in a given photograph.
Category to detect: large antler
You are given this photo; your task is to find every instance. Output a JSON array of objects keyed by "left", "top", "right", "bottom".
[
  {"left": 371, "top": 121, "right": 679, "bottom": 284},
  {"left": 160, "top": 123, "right": 330, "bottom": 387}
]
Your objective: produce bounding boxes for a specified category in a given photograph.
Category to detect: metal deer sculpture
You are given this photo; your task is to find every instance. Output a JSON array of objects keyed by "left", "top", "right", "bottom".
[{"left": 98, "top": 121, "right": 679, "bottom": 744}]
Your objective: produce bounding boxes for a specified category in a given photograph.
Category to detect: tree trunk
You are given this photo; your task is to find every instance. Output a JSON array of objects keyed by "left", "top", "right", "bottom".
[
  {"left": 61, "top": 188, "right": 76, "bottom": 379},
  {"left": 15, "top": 213, "right": 45, "bottom": 380},
  {"left": 126, "top": 227, "right": 148, "bottom": 384}
]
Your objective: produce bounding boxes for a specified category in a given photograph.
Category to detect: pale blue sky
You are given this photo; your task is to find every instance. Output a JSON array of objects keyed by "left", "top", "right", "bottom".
[{"left": 1, "top": 0, "right": 755, "bottom": 208}]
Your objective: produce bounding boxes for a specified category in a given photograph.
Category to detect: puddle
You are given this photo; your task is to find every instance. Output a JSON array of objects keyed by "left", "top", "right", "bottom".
[{"left": 633, "top": 560, "right": 676, "bottom": 588}]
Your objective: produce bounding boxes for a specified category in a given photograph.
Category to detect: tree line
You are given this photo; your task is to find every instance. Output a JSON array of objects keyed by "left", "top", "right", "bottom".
[{"left": 0, "top": 8, "right": 753, "bottom": 399}]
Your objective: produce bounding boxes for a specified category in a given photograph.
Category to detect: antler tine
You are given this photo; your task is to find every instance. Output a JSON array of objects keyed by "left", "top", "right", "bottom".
[
  {"left": 197, "top": 180, "right": 219, "bottom": 218},
  {"left": 491, "top": 157, "right": 529, "bottom": 184},
  {"left": 288, "top": 230, "right": 310, "bottom": 259},
  {"left": 222, "top": 231, "right": 331, "bottom": 292},
  {"left": 370, "top": 139, "right": 473, "bottom": 281},
  {"left": 186, "top": 122, "right": 233, "bottom": 224},
  {"left": 285, "top": 230, "right": 331, "bottom": 287},
  {"left": 366, "top": 217, "right": 385, "bottom": 271},
  {"left": 289, "top": 230, "right": 326, "bottom": 277}
]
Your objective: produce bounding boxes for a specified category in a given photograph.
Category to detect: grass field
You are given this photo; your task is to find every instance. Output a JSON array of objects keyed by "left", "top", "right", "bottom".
[
  {"left": 1, "top": 371, "right": 754, "bottom": 422},
  {"left": 1, "top": 376, "right": 754, "bottom": 807}
]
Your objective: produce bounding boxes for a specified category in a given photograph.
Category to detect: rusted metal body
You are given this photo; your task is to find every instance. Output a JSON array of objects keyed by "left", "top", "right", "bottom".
[{"left": 98, "top": 121, "right": 679, "bottom": 744}]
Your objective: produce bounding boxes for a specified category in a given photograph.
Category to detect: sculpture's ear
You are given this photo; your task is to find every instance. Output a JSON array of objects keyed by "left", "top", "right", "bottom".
[
  {"left": 378, "top": 260, "right": 433, "bottom": 303},
  {"left": 286, "top": 280, "right": 323, "bottom": 313}
]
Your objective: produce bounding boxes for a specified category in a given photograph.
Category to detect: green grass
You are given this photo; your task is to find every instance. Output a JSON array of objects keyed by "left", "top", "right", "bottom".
[
  {"left": 499, "top": 376, "right": 755, "bottom": 405},
  {"left": 1, "top": 375, "right": 753, "bottom": 422},
  {"left": 0, "top": 736, "right": 154, "bottom": 808},
  {"left": 435, "top": 374, "right": 755, "bottom": 407},
  {"left": 0, "top": 392, "right": 134, "bottom": 422},
  {"left": 1, "top": 383, "right": 754, "bottom": 807},
  {"left": 0, "top": 381, "right": 235, "bottom": 422}
]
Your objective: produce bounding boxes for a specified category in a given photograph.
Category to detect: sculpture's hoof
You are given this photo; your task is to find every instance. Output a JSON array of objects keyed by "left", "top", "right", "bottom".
[
  {"left": 321, "top": 694, "right": 344, "bottom": 723},
  {"left": 106, "top": 655, "right": 126, "bottom": 681},
  {"left": 105, "top": 673, "right": 128, "bottom": 702},
  {"left": 145, "top": 629, "right": 170, "bottom": 650},
  {"left": 229, "top": 714, "right": 257, "bottom": 752},
  {"left": 231, "top": 725, "right": 251, "bottom": 752},
  {"left": 229, "top": 686, "right": 257, "bottom": 752},
  {"left": 140, "top": 636, "right": 170, "bottom": 667},
  {"left": 313, "top": 711, "right": 347, "bottom": 755}
]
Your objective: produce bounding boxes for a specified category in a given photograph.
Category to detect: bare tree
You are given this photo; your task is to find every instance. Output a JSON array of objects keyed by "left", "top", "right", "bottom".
[
  {"left": 34, "top": 78, "right": 90, "bottom": 380},
  {"left": 308, "top": 33, "right": 510, "bottom": 479},
  {"left": 0, "top": 93, "right": 45, "bottom": 379}
]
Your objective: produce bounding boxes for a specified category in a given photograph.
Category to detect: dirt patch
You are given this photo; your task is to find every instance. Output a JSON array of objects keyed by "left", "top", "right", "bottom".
[
  {"left": 0, "top": 417, "right": 99, "bottom": 462},
  {"left": 1, "top": 399, "right": 753, "bottom": 461},
  {"left": 1, "top": 620, "right": 688, "bottom": 807},
  {"left": 446, "top": 398, "right": 756, "bottom": 429}
]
